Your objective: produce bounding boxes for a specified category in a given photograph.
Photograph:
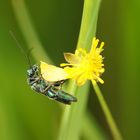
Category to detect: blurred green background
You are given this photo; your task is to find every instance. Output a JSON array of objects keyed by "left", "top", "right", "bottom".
[{"left": 0, "top": 0, "right": 140, "bottom": 140}]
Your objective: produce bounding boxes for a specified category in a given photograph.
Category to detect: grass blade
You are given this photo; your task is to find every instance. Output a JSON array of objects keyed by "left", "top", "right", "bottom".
[{"left": 58, "top": 0, "right": 102, "bottom": 140}]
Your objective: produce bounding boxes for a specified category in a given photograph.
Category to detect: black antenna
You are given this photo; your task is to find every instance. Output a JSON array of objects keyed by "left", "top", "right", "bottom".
[{"left": 9, "top": 30, "right": 32, "bottom": 68}]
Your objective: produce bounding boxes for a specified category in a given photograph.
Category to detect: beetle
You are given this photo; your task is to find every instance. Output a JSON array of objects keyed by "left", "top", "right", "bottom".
[{"left": 10, "top": 31, "right": 77, "bottom": 105}]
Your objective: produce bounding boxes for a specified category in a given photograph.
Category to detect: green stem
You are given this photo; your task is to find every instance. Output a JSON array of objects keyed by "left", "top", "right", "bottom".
[
  {"left": 58, "top": 0, "right": 101, "bottom": 140},
  {"left": 92, "top": 80, "right": 123, "bottom": 140},
  {"left": 57, "top": 82, "right": 77, "bottom": 140}
]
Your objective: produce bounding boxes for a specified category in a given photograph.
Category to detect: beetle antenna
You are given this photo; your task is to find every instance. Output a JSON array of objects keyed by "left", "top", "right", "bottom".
[{"left": 9, "top": 30, "right": 32, "bottom": 68}]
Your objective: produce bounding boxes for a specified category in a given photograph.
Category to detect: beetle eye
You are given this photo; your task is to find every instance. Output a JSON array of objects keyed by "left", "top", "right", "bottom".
[
  {"left": 32, "top": 65, "right": 38, "bottom": 71},
  {"left": 27, "top": 69, "right": 33, "bottom": 77},
  {"left": 33, "top": 67, "right": 36, "bottom": 71}
]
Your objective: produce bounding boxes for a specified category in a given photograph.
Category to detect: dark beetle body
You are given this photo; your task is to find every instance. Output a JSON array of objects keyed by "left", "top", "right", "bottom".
[
  {"left": 27, "top": 65, "right": 77, "bottom": 105},
  {"left": 9, "top": 31, "right": 76, "bottom": 105}
]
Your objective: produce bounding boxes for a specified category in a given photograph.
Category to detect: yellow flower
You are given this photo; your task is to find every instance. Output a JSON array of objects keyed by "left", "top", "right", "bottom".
[
  {"left": 40, "top": 61, "right": 68, "bottom": 82},
  {"left": 60, "top": 37, "right": 105, "bottom": 86}
]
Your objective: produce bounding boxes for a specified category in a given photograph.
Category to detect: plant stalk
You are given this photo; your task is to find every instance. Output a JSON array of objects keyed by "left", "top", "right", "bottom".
[{"left": 92, "top": 80, "right": 123, "bottom": 140}]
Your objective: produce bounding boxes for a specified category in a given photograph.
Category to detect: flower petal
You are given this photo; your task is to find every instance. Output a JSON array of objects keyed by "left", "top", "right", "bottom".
[
  {"left": 64, "top": 53, "right": 80, "bottom": 64},
  {"left": 40, "top": 61, "right": 68, "bottom": 82},
  {"left": 90, "top": 38, "right": 99, "bottom": 55}
]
